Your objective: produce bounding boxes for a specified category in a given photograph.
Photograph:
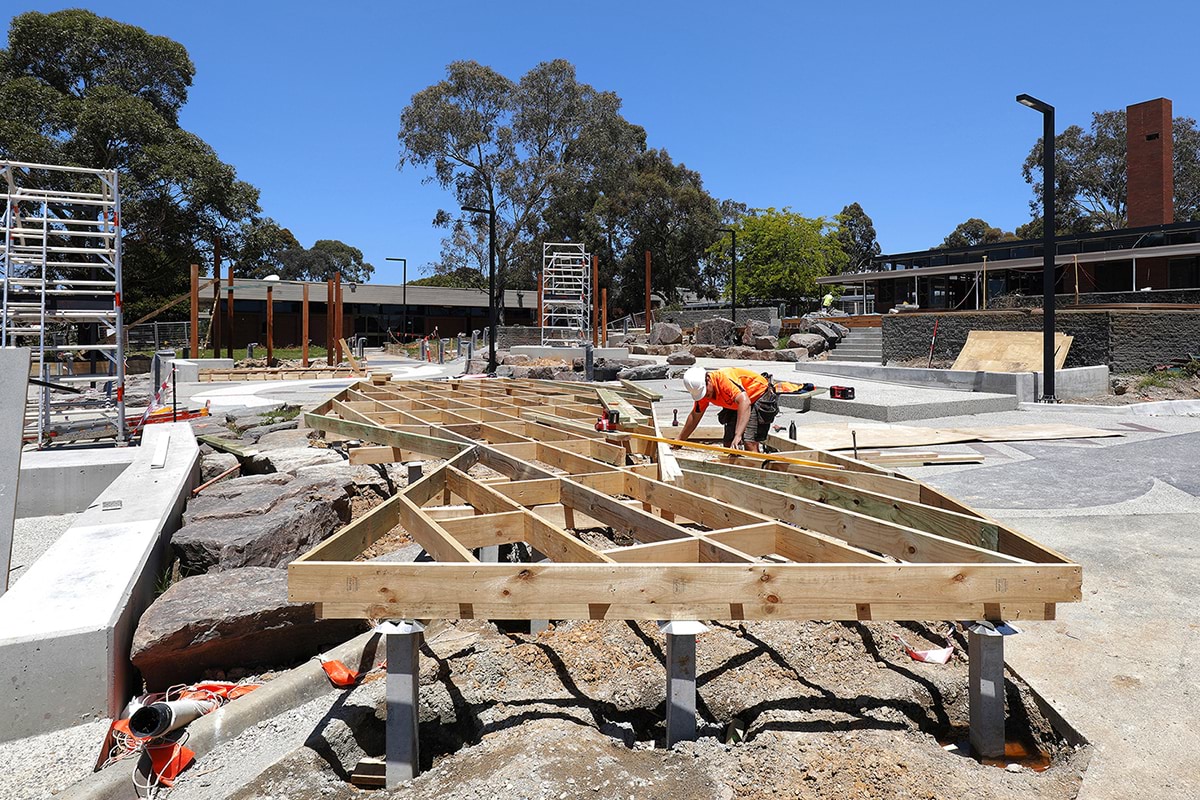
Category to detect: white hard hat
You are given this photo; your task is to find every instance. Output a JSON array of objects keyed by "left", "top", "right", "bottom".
[{"left": 683, "top": 366, "right": 707, "bottom": 401}]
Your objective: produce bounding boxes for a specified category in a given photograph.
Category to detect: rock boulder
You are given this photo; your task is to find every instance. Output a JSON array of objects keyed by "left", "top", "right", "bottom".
[
  {"left": 173, "top": 473, "right": 350, "bottom": 573},
  {"left": 617, "top": 363, "right": 669, "bottom": 381},
  {"left": 787, "top": 333, "right": 827, "bottom": 355},
  {"left": 740, "top": 319, "right": 770, "bottom": 346},
  {"left": 752, "top": 335, "right": 777, "bottom": 351},
  {"left": 694, "top": 317, "right": 735, "bottom": 346},
  {"left": 666, "top": 351, "right": 696, "bottom": 365},
  {"left": 131, "top": 567, "right": 365, "bottom": 691},
  {"left": 648, "top": 322, "right": 683, "bottom": 346}
]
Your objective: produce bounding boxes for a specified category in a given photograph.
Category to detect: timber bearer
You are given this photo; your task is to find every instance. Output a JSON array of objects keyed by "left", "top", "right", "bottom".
[{"left": 677, "top": 366, "right": 808, "bottom": 452}]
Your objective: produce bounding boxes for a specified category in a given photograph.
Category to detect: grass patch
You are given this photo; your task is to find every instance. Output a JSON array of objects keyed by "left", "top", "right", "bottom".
[
  {"left": 260, "top": 405, "right": 300, "bottom": 424},
  {"left": 1136, "top": 371, "right": 1175, "bottom": 390}
]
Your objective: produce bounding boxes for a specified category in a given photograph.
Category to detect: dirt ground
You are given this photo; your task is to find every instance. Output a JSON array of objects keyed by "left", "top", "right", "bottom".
[
  {"left": 173, "top": 618, "right": 1089, "bottom": 800},
  {"left": 1081, "top": 371, "right": 1200, "bottom": 405}
]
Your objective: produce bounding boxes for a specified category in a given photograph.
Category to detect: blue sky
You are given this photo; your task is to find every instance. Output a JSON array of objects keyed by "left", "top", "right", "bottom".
[{"left": 8, "top": 1, "right": 1200, "bottom": 284}]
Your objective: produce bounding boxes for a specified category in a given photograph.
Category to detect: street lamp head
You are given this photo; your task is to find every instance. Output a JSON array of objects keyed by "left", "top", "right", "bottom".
[
  {"left": 1016, "top": 93, "right": 1053, "bottom": 114},
  {"left": 386, "top": 257, "right": 406, "bottom": 264}
]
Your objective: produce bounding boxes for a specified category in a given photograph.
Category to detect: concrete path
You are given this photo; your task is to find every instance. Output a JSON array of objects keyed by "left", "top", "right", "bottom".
[{"left": 908, "top": 409, "right": 1200, "bottom": 800}]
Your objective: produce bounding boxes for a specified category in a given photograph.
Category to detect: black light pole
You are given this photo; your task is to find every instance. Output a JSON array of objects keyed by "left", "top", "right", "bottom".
[
  {"left": 718, "top": 228, "right": 737, "bottom": 324},
  {"left": 1017, "top": 93, "right": 1057, "bottom": 401},
  {"left": 385, "top": 256, "right": 407, "bottom": 343},
  {"left": 461, "top": 205, "right": 497, "bottom": 372}
]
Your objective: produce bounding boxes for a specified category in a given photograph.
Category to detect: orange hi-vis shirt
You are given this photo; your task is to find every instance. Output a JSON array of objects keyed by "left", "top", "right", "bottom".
[{"left": 693, "top": 368, "right": 798, "bottom": 413}]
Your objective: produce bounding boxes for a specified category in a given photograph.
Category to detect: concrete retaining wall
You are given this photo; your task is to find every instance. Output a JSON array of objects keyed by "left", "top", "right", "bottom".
[
  {"left": 16, "top": 448, "right": 136, "bottom": 518},
  {"left": 0, "top": 348, "right": 30, "bottom": 598},
  {"left": 0, "top": 424, "right": 200, "bottom": 742},
  {"left": 882, "top": 309, "right": 1200, "bottom": 372},
  {"left": 163, "top": 357, "right": 235, "bottom": 383}
]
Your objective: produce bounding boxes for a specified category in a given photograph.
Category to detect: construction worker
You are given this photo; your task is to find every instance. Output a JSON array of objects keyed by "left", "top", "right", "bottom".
[
  {"left": 678, "top": 366, "right": 805, "bottom": 452},
  {"left": 821, "top": 291, "right": 835, "bottom": 314}
]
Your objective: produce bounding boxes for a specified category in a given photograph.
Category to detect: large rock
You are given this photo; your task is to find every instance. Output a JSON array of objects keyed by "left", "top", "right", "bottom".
[
  {"left": 666, "top": 350, "right": 696, "bottom": 365},
  {"left": 648, "top": 322, "right": 683, "bottom": 346},
  {"left": 752, "top": 335, "right": 777, "bottom": 351},
  {"left": 787, "top": 332, "right": 827, "bottom": 355},
  {"left": 694, "top": 317, "right": 735, "bottom": 346},
  {"left": 241, "top": 419, "right": 298, "bottom": 443},
  {"left": 773, "top": 348, "right": 810, "bottom": 363},
  {"left": 200, "top": 452, "right": 239, "bottom": 482},
  {"left": 740, "top": 319, "right": 770, "bottom": 346},
  {"left": 810, "top": 322, "right": 844, "bottom": 345},
  {"left": 172, "top": 473, "right": 350, "bottom": 573},
  {"left": 617, "top": 363, "right": 669, "bottom": 381},
  {"left": 689, "top": 344, "right": 715, "bottom": 358},
  {"left": 131, "top": 567, "right": 365, "bottom": 691}
]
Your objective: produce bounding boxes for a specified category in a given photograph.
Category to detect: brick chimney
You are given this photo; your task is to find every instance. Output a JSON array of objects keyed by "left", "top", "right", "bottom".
[{"left": 1126, "top": 98, "right": 1174, "bottom": 227}]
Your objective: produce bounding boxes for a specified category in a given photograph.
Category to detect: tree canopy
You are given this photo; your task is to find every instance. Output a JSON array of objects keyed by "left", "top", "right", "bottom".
[
  {"left": 399, "top": 60, "right": 727, "bottom": 314},
  {"left": 715, "top": 208, "right": 846, "bottom": 305},
  {"left": 1, "top": 10, "right": 371, "bottom": 320},
  {"left": 1022, "top": 108, "right": 1200, "bottom": 234},
  {"left": 938, "top": 218, "right": 1017, "bottom": 249},
  {"left": 835, "top": 202, "right": 881, "bottom": 271}
]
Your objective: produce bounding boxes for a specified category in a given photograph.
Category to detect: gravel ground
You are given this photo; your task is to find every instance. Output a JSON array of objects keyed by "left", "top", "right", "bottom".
[
  {"left": 142, "top": 619, "right": 1086, "bottom": 800},
  {"left": 8, "top": 513, "right": 76, "bottom": 585},
  {"left": 0, "top": 717, "right": 111, "bottom": 799}
]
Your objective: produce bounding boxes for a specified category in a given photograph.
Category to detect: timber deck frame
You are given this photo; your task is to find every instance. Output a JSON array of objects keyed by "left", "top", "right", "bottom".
[{"left": 288, "top": 377, "right": 1080, "bottom": 622}]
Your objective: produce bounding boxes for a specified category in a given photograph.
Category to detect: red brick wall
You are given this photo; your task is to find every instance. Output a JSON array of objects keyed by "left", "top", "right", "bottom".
[{"left": 1127, "top": 98, "right": 1174, "bottom": 227}]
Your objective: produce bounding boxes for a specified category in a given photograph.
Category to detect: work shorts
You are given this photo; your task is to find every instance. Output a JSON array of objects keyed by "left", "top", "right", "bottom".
[{"left": 717, "top": 401, "right": 776, "bottom": 447}]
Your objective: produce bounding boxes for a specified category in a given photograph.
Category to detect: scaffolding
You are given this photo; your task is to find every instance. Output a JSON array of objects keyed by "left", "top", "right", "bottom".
[
  {"left": 1, "top": 160, "right": 126, "bottom": 446},
  {"left": 541, "top": 242, "right": 590, "bottom": 346}
]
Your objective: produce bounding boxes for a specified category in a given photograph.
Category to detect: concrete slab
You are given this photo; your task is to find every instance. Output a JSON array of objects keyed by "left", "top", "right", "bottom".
[
  {"left": 0, "top": 348, "right": 30, "bottom": 598},
  {"left": 509, "top": 345, "right": 630, "bottom": 360},
  {"left": 0, "top": 424, "right": 200, "bottom": 741},
  {"left": 15, "top": 447, "right": 136, "bottom": 518},
  {"left": 788, "top": 369, "right": 1018, "bottom": 421},
  {"left": 798, "top": 361, "right": 1110, "bottom": 403},
  {"left": 163, "top": 357, "right": 234, "bottom": 383}
]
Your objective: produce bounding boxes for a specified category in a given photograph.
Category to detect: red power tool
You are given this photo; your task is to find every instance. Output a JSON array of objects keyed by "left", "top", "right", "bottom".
[
  {"left": 829, "top": 385, "right": 856, "bottom": 400},
  {"left": 595, "top": 409, "right": 621, "bottom": 431}
]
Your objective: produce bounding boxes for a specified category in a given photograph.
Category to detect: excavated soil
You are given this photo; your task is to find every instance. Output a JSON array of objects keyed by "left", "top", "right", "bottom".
[{"left": 169, "top": 618, "right": 1089, "bottom": 800}]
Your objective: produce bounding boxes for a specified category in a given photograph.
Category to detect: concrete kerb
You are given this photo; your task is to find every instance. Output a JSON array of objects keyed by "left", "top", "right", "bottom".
[
  {"left": 57, "top": 628, "right": 389, "bottom": 800},
  {"left": 162, "top": 357, "right": 235, "bottom": 383},
  {"left": 798, "top": 361, "right": 1110, "bottom": 404},
  {"left": 0, "top": 424, "right": 200, "bottom": 742}
]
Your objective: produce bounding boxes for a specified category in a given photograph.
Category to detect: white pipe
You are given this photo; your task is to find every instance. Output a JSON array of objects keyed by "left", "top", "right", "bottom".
[{"left": 128, "top": 697, "right": 219, "bottom": 738}]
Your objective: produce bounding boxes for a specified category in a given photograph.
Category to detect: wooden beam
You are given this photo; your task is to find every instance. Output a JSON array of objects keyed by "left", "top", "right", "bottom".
[
  {"left": 189, "top": 264, "right": 199, "bottom": 357},
  {"left": 596, "top": 387, "right": 647, "bottom": 427},
  {"left": 312, "top": 599, "right": 1059, "bottom": 622},
  {"left": 304, "top": 412, "right": 467, "bottom": 460},
  {"left": 439, "top": 511, "right": 527, "bottom": 549},
  {"left": 288, "top": 562, "right": 1083, "bottom": 610}
]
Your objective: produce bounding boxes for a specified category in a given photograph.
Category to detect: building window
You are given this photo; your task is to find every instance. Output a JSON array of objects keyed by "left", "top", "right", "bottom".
[{"left": 1169, "top": 257, "right": 1200, "bottom": 289}]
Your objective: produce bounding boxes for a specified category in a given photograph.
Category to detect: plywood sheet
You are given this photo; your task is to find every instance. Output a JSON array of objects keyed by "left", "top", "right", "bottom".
[
  {"left": 951, "top": 330, "right": 1072, "bottom": 372},
  {"left": 788, "top": 422, "right": 1119, "bottom": 451}
]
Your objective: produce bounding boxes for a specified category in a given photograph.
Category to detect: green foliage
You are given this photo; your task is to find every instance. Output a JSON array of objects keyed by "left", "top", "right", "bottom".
[
  {"left": 835, "top": 202, "right": 881, "bottom": 272},
  {"left": 939, "top": 218, "right": 1017, "bottom": 249},
  {"left": 0, "top": 10, "right": 373, "bottom": 320},
  {"left": 260, "top": 405, "right": 300, "bottom": 423},
  {"left": 399, "top": 59, "right": 646, "bottom": 312},
  {"left": 714, "top": 208, "right": 847, "bottom": 304},
  {"left": 1137, "top": 371, "right": 1174, "bottom": 389},
  {"left": 410, "top": 267, "right": 487, "bottom": 289},
  {"left": 1022, "top": 109, "right": 1200, "bottom": 232}
]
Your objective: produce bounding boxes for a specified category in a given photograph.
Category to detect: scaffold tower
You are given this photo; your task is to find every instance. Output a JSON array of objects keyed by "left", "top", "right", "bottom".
[
  {"left": 1, "top": 160, "right": 127, "bottom": 446},
  {"left": 541, "top": 242, "right": 590, "bottom": 346}
]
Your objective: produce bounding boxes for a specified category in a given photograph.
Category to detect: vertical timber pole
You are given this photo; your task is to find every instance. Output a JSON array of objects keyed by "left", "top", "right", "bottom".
[
  {"left": 381, "top": 620, "right": 424, "bottom": 786},
  {"left": 225, "top": 261, "right": 234, "bottom": 360},
  {"left": 644, "top": 250, "right": 652, "bottom": 333},
  {"left": 302, "top": 283, "right": 310, "bottom": 367},
  {"left": 325, "top": 279, "right": 335, "bottom": 366},
  {"left": 968, "top": 623, "right": 1007, "bottom": 759},
  {"left": 335, "top": 272, "right": 344, "bottom": 364},
  {"left": 601, "top": 287, "right": 608, "bottom": 346},
  {"left": 661, "top": 621, "right": 707, "bottom": 746},
  {"left": 189, "top": 264, "right": 199, "bottom": 358},
  {"left": 730, "top": 229, "right": 737, "bottom": 325},
  {"left": 211, "top": 265, "right": 221, "bottom": 359},
  {"left": 592, "top": 254, "right": 599, "bottom": 346},
  {"left": 265, "top": 285, "right": 274, "bottom": 365}
]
